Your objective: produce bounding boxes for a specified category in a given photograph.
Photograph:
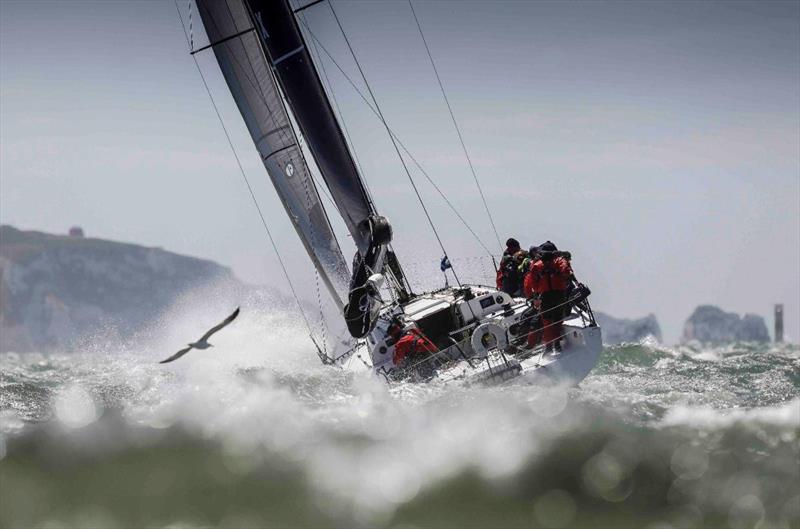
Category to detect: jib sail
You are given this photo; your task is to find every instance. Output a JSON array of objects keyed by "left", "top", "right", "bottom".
[
  {"left": 245, "top": 0, "right": 376, "bottom": 254},
  {"left": 195, "top": 0, "right": 351, "bottom": 308},
  {"left": 246, "top": 0, "right": 412, "bottom": 338}
]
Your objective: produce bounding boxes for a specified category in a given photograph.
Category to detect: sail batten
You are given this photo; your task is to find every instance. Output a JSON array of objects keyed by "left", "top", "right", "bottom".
[{"left": 195, "top": 0, "right": 352, "bottom": 309}]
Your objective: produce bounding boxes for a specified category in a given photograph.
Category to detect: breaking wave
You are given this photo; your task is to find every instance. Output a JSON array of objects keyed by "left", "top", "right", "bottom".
[{"left": 1, "top": 306, "right": 798, "bottom": 528}]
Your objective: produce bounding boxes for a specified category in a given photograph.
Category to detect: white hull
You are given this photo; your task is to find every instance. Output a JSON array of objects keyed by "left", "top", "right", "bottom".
[
  {"left": 517, "top": 324, "right": 603, "bottom": 385},
  {"left": 366, "top": 284, "right": 603, "bottom": 387},
  {"left": 434, "top": 322, "right": 602, "bottom": 387}
]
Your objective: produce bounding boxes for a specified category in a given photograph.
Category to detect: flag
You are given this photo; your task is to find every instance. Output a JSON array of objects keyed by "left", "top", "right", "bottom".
[{"left": 440, "top": 255, "right": 452, "bottom": 272}]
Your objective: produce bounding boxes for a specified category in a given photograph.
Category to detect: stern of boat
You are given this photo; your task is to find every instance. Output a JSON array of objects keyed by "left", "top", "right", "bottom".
[{"left": 517, "top": 323, "right": 603, "bottom": 386}]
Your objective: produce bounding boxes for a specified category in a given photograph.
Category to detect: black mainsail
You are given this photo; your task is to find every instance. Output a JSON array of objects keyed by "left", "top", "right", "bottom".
[
  {"left": 195, "top": 0, "right": 351, "bottom": 309},
  {"left": 196, "top": 0, "right": 406, "bottom": 338}
]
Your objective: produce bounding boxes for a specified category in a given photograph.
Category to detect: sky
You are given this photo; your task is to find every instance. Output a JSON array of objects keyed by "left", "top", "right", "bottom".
[{"left": 1, "top": 0, "right": 798, "bottom": 343}]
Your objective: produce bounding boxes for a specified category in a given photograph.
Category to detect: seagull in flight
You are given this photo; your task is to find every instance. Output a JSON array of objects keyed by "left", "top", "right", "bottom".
[{"left": 159, "top": 307, "right": 240, "bottom": 364}]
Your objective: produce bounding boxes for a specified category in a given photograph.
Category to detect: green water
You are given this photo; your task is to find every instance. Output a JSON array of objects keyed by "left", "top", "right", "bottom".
[{"left": 1, "top": 340, "right": 798, "bottom": 528}]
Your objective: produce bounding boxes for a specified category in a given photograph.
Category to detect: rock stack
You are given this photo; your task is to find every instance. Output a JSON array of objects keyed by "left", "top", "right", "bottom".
[
  {"left": 681, "top": 305, "right": 769, "bottom": 344},
  {"left": 594, "top": 312, "right": 662, "bottom": 345}
]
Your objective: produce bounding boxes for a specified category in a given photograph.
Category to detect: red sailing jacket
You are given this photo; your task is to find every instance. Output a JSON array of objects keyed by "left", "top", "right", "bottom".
[
  {"left": 393, "top": 329, "right": 438, "bottom": 365},
  {"left": 524, "top": 257, "right": 572, "bottom": 297}
]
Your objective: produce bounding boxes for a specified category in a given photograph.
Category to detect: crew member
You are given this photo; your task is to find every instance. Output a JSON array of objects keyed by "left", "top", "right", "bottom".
[
  {"left": 509, "top": 249, "right": 529, "bottom": 297},
  {"left": 519, "top": 246, "right": 539, "bottom": 279},
  {"left": 390, "top": 323, "right": 439, "bottom": 367},
  {"left": 520, "top": 246, "right": 544, "bottom": 348},
  {"left": 524, "top": 241, "right": 572, "bottom": 352},
  {"left": 496, "top": 238, "right": 521, "bottom": 292}
]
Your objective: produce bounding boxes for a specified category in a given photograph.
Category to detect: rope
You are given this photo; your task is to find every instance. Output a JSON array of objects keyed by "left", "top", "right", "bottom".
[
  {"left": 314, "top": 269, "right": 327, "bottom": 354},
  {"left": 300, "top": 162, "right": 328, "bottom": 355},
  {"left": 294, "top": 16, "right": 494, "bottom": 259},
  {"left": 174, "top": 0, "right": 322, "bottom": 350},
  {"left": 327, "top": 1, "right": 462, "bottom": 287},
  {"left": 407, "top": 0, "right": 503, "bottom": 252},
  {"left": 188, "top": 0, "right": 193, "bottom": 51}
]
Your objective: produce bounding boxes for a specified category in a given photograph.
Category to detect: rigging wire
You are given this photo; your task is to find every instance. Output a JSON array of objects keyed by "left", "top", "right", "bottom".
[
  {"left": 407, "top": 0, "right": 503, "bottom": 252},
  {"left": 188, "top": 0, "right": 193, "bottom": 51},
  {"left": 174, "top": 0, "right": 323, "bottom": 350},
  {"left": 326, "top": 2, "right": 445, "bottom": 256},
  {"left": 327, "top": 1, "right": 463, "bottom": 286},
  {"left": 300, "top": 10, "right": 414, "bottom": 297},
  {"left": 295, "top": 15, "right": 495, "bottom": 260}
]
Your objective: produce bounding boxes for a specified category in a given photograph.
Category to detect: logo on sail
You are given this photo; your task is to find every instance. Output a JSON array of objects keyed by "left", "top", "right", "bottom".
[{"left": 285, "top": 162, "right": 295, "bottom": 177}]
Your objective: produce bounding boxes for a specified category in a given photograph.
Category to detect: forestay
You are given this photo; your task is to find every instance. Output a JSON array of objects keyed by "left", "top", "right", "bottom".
[{"left": 195, "top": 0, "right": 351, "bottom": 308}]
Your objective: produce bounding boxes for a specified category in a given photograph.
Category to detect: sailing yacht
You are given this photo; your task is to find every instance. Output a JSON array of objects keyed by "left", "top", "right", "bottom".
[{"left": 189, "top": 0, "right": 602, "bottom": 385}]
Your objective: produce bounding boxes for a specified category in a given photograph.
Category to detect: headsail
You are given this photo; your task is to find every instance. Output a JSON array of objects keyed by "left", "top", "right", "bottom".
[
  {"left": 246, "top": 0, "right": 375, "bottom": 253},
  {"left": 247, "top": 0, "right": 413, "bottom": 337},
  {"left": 195, "top": 0, "right": 351, "bottom": 308}
]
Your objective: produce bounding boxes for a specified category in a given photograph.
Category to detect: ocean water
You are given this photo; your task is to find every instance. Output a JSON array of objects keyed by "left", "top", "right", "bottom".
[{"left": 1, "top": 306, "right": 798, "bottom": 529}]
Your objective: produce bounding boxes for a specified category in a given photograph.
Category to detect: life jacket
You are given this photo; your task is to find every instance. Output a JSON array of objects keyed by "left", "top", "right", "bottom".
[
  {"left": 525, "top": 256, "right": 572, "bottom": 295},
  {"left": 519, "top": 257, "right": 532, "bottom": 276},
  {"left": 516, "top": 258, "right": 532, "bottom": 292},
  {"left": 393, "top": 328, "right": 438, "bottom": 365}
]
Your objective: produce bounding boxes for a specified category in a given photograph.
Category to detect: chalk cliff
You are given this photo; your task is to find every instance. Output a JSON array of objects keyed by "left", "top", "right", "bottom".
[{"left": 0, "top": 225, "right": 240, "bottom": 352}]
